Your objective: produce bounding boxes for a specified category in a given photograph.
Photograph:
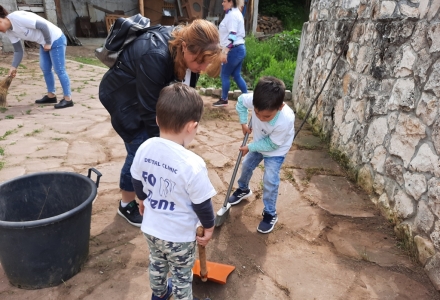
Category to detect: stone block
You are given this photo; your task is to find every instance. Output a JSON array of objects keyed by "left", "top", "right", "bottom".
[
  {"left": 425, "top": 253, "right": 440, "bottom": 290},
  {"left": 284, "top": 90, "right": 292, "bottom": 100},
  {"left": 399, "top": 3, "right": 420, "bottom": 18},
  {"left": 425, "top": 59, "right": 440, "bottom": 97},
  {"left": 419, "top": 0, "right": 430, "bottom": 19},
  {"left": 409, "top": 143, "right": 440, "bottom": 177},
  {"left": 432, "top": 118, "right": 440, "bottom": 155},
  {"left": 414, "top": 235, "right": 435, "bottom": 266},
  {"left": 389, "top": 114, "right": 426, "bottom": 168},
  {"left": 205, "top": 88, "right": 213, "bottom": 96},
  {"left": 414, "top": 200, "right": 435, "bottom": 234},
  {"left": 227, "top": 91, "right": 234, "bottom": 99},
  {"left": 388, "top": 78, "right": 415, "bottom": 111},
  {"left": 428, "top": 0, "right": 440, "bottom": 21},
  {"left": 404, "top": 171, "right": 427, "bottom": 200},
  {"left": 212, "top": 88, "right": 221, "bottom": 97},
  {"left": 394, "top": 189, "right": 415, "bottom": 219},
  {"left": 427, "top": 178, "right": 440, "bottom": 219},
  {"left": 199, "top": 87, "right": 206, "bottom": 95},
  {"left": 378, "top": 1, "right": 396, "bottom": 18},
  {"left": 416, "top": 92, "right": 438, "bottom": 126},
  {"left": 233, "top": 90, "right": 242, "bottom": 99},
  {"left": 428, "top": 23, "right": 440, "bottom": 54}
]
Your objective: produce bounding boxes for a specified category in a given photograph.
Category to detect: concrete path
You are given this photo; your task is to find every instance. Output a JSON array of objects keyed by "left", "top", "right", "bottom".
[{"left": 0, "top": 56, "right": 438, "bottom": 299}]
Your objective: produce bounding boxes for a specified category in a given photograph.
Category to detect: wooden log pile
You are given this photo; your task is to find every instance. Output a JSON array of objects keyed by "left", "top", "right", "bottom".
[{"left": 256, "top": 15, "right": 283, "bottom": 34}]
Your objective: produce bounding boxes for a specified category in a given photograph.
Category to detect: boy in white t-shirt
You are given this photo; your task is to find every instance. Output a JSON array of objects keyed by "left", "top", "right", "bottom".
[
  {"left": 130, "top": 83, "right": 215, "bottom": 300},
  {"left": 228, "top": 76, "right": 295, "bottom": 234}
]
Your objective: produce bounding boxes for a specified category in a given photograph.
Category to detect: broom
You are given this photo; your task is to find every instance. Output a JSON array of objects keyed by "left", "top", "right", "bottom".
[
  {"left": 214, "top": 118, "right": 252, "bottom": 227},
  {"left": 0, "top": 76, "right": 13, "bottom": 107}
]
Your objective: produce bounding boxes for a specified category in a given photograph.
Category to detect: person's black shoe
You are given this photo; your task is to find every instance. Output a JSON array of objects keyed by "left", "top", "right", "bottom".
[
  {"left": 54, "top": 99, "right": 74, "bottom": 109},
  {"left": 35, "top": 95, "right": 57, "bottom": 104},
  {"left": 118, "top": 200, "right": 142, "bottom": 227}
]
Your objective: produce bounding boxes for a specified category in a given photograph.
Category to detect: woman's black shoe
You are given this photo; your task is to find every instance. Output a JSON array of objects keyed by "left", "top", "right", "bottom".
[
  {"left": 35, "top": 95, "right": 57, "bottom": 104},
  {"left": 54, "top": 99, "right": 74, "bottom": 109}
]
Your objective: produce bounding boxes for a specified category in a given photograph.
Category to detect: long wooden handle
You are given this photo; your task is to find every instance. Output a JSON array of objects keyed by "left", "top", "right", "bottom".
[{"left": 196, "top": 226, "right": 208, "bottom": 282}]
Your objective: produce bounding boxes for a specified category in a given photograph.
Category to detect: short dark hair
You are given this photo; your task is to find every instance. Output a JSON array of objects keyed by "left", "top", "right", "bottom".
[
  {"left": 156, "top": 83, "right": 204, "bottom": 133},
  {"left": 0, "top": 5, "right": 9, "bottom": 18},
  {"left": 253, "top": 76, "right": 286, "bottom": 111}
]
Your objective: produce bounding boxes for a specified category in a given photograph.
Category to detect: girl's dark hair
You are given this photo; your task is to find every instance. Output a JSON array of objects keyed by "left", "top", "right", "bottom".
[
  {"left": 156, "top": 83, "right": 204, "bottom": 133},
  {"left": 229, "top": 0, "right": 238, "bottom": 8},
  {"left": 253, "top": 76, "right": 286, "bottom": 111},
  {"left": 0, "top": 5, "right": 9, "bottom": 18}
]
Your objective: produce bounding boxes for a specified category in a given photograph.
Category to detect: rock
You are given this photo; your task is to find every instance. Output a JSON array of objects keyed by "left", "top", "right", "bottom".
[
  {"left": 425, "top": 253, "right": 440, "bottom": 290},
  {"left": 389, "top": 113, "right": 426, "bottom": 168},
  {"left": 414, "top": 235, "right": 435, "bottom": 266},
  {"left": 416, "top": 92, "right": 438, "bottom": 126},
  {"left": 399, "top": 3, "right": 420, "bottom": 18},
  {"left": 404, "top": 171, "right": 427, "bottom": 201},
  {"left": 409, "top": 143, "right": 440, "bottom": 177},
  {"left": 393, "top": 189, "right": 415, "bottom": 219},
  {"left": 428, "top": 178, "right": 440, "bottom": 219},
  {"left": 428, "top": 23, "right": 440, "bottom": 54},
  {"left": 378, "top": 1, "right": 397, "bottom": 18},
  {"left": 414, "top": 200, "right": 435, "bottom": 234}
]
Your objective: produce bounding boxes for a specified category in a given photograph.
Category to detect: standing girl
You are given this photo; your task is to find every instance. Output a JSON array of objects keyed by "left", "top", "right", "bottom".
[{"left": 0, "top": 6, "right": 73, "bottom": 109}]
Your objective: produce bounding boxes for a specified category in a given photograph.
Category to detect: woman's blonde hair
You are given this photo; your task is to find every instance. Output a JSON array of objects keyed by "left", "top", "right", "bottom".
[{"left": 169, "top": 19, "right": 221, "bottom": 80}]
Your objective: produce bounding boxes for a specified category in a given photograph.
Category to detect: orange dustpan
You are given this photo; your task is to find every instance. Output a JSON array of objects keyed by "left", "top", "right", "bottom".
[{"left": 193, "top": 226, "right": 235, "bottom": 284}]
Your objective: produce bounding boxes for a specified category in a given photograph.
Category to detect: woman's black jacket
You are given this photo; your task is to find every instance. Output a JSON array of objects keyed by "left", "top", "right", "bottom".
[{"left": 99, "top": 26, "right": 176, "bottom": 143}]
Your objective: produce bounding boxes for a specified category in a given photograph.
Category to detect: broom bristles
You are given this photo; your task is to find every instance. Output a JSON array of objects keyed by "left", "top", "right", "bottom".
[{"left": 0, "top": 76, "right": 13, "bottom": 107}]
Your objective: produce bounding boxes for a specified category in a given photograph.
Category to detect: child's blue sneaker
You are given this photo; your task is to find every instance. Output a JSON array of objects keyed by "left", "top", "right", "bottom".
[
  {"left": 257, "top": 212, "right": 278, "bottom": 234},
  {"left": 228, "top": 188, "right": 252, "bottom": 205},
  {"left": 151, "top": 278, "right": 173, "bottom": 300}
]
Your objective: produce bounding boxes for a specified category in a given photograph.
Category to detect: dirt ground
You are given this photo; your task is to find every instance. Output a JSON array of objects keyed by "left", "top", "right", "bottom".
[{"left": 0, "top": 43, "right": 439, "bottom": 300}]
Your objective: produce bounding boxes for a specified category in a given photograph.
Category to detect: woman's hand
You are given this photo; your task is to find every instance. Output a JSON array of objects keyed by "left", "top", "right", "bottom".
[
  {"left": 221, "top": 48, "right": 229, "bottom": 63},
  {"left": 43, "top": 44, "right": 51, "bottom": 51},
  {"left": 8, "top": 67, "right": 17, "bottom": 78},
  {"left": 196, "top": 226, "right": 214, "bottom": 247}
]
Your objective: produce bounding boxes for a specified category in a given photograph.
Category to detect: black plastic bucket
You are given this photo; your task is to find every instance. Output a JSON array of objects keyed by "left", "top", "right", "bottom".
[{"left": 0, "top": 168, "right": 101, "bottom": 289}]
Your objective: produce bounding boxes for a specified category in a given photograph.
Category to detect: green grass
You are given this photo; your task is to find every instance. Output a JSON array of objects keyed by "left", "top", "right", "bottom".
[
  {"left": 25, "top": 129, "right": 42, "bottom": 137},
  {"left": 5, "top": 115, "right": 14, "bottom": 119},
  {"left": 0, "top": 147, "right": 4, "bottom": 155},
  {"left": 0, "top": 107, "right": 8, "bottom": 113},
  {"left": 71, "top": 56, "right": 107, "bottom": 68},
  {"left": 0, "top": 129, "right": 16, "bottom": 140}
]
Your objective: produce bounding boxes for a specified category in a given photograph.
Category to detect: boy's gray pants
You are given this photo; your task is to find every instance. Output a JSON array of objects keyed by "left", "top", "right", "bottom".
[{"left": 144, "top": 233, "right": 196, "bottom": 300}]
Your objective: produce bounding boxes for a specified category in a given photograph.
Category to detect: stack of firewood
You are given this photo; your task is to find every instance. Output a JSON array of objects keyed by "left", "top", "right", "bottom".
[{"left": 256, "top": 15, "right": 283, "bottom": 34}]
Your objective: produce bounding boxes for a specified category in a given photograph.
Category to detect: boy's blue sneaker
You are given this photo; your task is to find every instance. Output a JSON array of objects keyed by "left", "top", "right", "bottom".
[
  {"left": 228, "top": 188, "right": 252, "bottom": 205},
  {"left": 151, "top": 278, "right": 173, "bottom": 300},
  {"left": 257, "top": 212, "right": 278, "bottom": 234}
]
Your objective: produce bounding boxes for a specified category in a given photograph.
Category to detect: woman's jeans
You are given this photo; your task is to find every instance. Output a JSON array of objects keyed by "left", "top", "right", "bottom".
[
  {"left": 39, "top": 34, "right": 71, "bottom": 97},
  {"left": 221, "top": 44, "right": 248, "bottom": 100},
  {"left": 237, "top": 151, "right": 285, "bottom": 216},
  {"left": 120, "top": 131, "right": 149, "bottom": 191}
]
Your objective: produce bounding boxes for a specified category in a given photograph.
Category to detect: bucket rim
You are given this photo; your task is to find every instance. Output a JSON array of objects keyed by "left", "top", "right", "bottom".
[{"left": 0, "top": 171, "right": 97, "bottom": 228}]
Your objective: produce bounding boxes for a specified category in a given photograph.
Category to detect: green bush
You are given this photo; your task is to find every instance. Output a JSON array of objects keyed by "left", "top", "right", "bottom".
[{"left": 258, "top": 58, "right": 296, "bottom": 90}]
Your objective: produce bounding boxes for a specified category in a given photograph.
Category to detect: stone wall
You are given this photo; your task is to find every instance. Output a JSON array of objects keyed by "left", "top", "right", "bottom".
[{"left": 293, "top": 0, "right": 440, "bottom": 289}]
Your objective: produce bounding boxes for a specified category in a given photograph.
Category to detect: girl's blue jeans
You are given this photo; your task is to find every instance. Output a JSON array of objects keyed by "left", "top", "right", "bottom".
[
  {"left": 39, "top": 34, "right": 71, "bottom": 97},
  {"left": 221, "top": 44, "right": 248, "bottom": 100},
  {"left": 237, "top": 151, "right": 285, "bottom": 216}
]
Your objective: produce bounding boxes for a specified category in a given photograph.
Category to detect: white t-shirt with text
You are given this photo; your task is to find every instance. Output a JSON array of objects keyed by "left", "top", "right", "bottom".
[
  {"left": 241, "top": 93, "right": 295, "bottom": 157},
  {"left": 6, "top": 11, "right": 62, "bottom": 46},
  {"left": 131, "top": 137, "right": 216, "bottom": 243}
]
